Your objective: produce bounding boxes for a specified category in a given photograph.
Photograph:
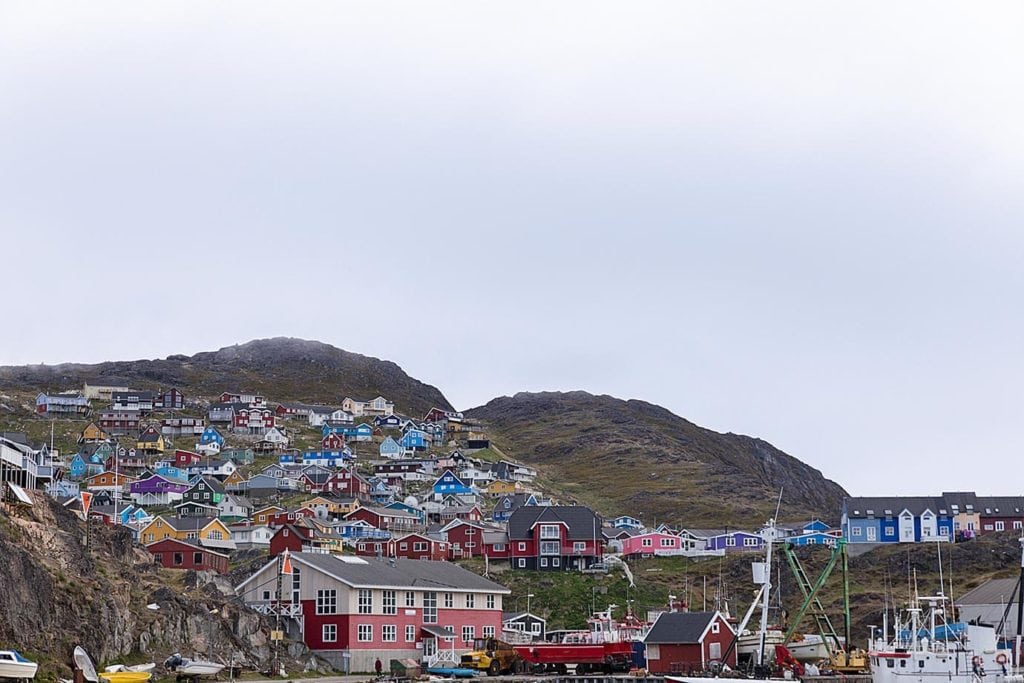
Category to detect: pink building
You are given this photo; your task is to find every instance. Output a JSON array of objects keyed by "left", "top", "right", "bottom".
[
  {"left": 620, "top": 531, "right": 691, "bottom": 559},
  {"left": 236, "top": 554, "right": 509, "bottom": 672}
]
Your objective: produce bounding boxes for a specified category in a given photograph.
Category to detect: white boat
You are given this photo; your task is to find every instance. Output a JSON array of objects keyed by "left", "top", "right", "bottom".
[
  {"left": 103, "top": 664, "right": 155, "bottom": 674},
  {"left": 0, "top": 650, "right": 38, "bottom": 681},
  {"left": 869, "top": 594, "right": 1019, "bottom": 683},
  {"left": 736, "top": 628, "right": 786, "bottom": 659},
  {"left": 785, "top": 633, "right": 843, "bottom": 662},
  {"left": 163, "top": 655, "right": 225, "bottom": 678}
]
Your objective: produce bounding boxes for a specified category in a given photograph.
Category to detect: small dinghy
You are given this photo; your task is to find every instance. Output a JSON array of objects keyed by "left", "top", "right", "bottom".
[{"left": 163, "top": 655, "right": 225, "bottom": 679}]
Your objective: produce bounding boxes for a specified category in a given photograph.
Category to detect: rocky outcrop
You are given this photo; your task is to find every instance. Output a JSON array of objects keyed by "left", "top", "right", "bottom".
[
  {"left": 467, "top": 391, "right": 847, "bottom": 526},
  {"left": 0, "top": 492, "right": 313, "bottom": 678}
]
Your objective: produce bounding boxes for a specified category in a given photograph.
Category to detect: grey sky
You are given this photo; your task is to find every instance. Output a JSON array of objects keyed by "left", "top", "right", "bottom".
[{"left": 3, "top": 3, "right": 1023, "bottom": 497}]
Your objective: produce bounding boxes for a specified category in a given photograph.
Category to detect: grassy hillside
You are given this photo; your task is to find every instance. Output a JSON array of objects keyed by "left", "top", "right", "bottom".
[
  {"left": 467, "top": 391, "right": 847, "bottom": 527},
  {"left": 0, "top": 337, "right": 453, "bottom": 418}
]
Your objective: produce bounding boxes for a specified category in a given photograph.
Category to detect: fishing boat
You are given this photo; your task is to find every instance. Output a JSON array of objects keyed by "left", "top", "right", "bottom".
[
  {"left": 0, "top": 650, "right": 38, "bottom": 681},
  {"left": 869, "top": 593, "right": 1019, "bottom": 683},
  {"left": 785, "top": 632, "right": 845, "bottom": 663}
]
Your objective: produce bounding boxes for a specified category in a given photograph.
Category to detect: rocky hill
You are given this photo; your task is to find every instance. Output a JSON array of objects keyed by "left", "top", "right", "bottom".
[
  {"left": 467, "top": 391, "right": 847, "bottom": 527},
  {"left": 0, "top": 338, "right": 452, "bottom": 417},
  {"left": 0, "top": 491, "right": 315, "bottom": 678}
]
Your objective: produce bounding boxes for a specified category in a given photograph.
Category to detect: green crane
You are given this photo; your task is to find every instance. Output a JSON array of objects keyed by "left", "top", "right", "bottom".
[{"left": 780, "top": 538, "right": 850, "bottom": 659}]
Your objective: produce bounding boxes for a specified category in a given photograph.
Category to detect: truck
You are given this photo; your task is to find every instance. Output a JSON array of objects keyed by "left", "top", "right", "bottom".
[{"left": 460, "top": 638, "right": 520, "bottom": 675}]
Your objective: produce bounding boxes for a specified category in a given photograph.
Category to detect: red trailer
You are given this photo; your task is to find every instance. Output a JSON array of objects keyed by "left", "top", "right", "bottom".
[{"left": 513, "top": 641, "right": 634, "bottom": 674}]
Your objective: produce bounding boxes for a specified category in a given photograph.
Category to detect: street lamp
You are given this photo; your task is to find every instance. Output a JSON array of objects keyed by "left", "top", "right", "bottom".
[{"left": 526, "top": 593, "right": 535, "bottom": 615}]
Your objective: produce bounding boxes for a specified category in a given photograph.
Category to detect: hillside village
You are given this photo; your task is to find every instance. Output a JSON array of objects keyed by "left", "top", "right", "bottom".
[{"left": 4, "top": 380, "right": 1024, "bottom": 673}]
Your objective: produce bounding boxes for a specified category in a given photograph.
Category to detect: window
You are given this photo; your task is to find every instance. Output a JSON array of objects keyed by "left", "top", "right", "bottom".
[
  {"left": 358, "top": 589, "right": 373, "bottom": 614},
  {"left": 711, "top": 621, "right": 720, "bottom": 634},
  {"left": 382, "top": 625, "right": 397, "bottom": 642},
  {"left": 423, "top": 592, "right": 437, "bottom": 624},
  {"left": 194, "top": 552, "right": 203, "bottom": 564},
  {"left": 406, "top": 591, "right": 416, "bottom": 607},
  {"left": 173, "top": 553, "right": 183, "bottom": 565},
  {"left": 444, "top": 593, "right": 454, "bottom": 608},
  {"left": 851, "top": 527, "right": 862, "bottom": 537},
  {"left": 262, "top": 590, "right": 272, "bottom": 601},
  {"left": 540, "top": 524, "right": 560, "bottom": 539},
  {"left": 540, "top": 541, "right": 559, "bottom": 555},
  {"left": 518, "top": 558, "right": 526, "bottom": 568},
  {"left": 486, "top": 594, "right": 496, "bottom": 609},
  {"left": 358, "top": 625, "right": 372, "bottom": 642},
  {"left": 1015, "top": 521, "right": 1023, "bottom": 530},
  {"left": 531, "top": 622, "right": 542, "bottom": 634},
  {"left": 518, "top": 542, "right": 526, "bottom": 551},
  {"left": 483, "top": 626, "right": 495, "bottom": 638},
  {"left": 493, "top": 543, "right": 506, "bottom": 552},
  {"left": 462, "top": 626, "right": 475, "bottom": 643},
  {"left": 726, "top": 537, "right": 736, "bottom": 547},
  {"left": 552, "top": 558, "right": 560, "bottom": 567},
  {"left": 465, "top": 594, "right": 475, "bottom": 608},
  {"left": 406, "top": 625, "right": 416, "bottom": 642},
  {"left": 540, "top": 558, "right": 548, "bottom": 567},
  {"left": 642, "top": 538, "right": 653, "bottom": 547},
  {"left": 317, "top": 590, "right": 337, "bottom": 615},
  {"left": 383, "top": 590, "right": 397, "bottom": 614},
  {"left": 660, "top": 538, "right": 675, "bottom": 547},
  {"left": 322, "top": 624, "right": 337, "bottom": 643},
  {"left": 414, "top": 541, "right": 427, "bottom": 552},
  {"left": 996, "top": 521, "right": 1006, "bottom": 532},
  {"left": 743, "top": 537, "right": 759, "bottom": 547}
]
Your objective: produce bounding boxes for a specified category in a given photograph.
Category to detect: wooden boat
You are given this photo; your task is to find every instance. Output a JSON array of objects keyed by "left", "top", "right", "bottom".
[{"left": 0, "top": 650, "right": 38, "bottom": 681}]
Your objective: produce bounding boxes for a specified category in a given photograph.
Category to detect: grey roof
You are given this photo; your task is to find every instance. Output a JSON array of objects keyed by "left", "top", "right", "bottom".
[
  {"left": 645, "top": 612, "right": 724, "bottom": 644},
  {"left": 282, "top": 553, "right": 510, "bottom": 592},
  {"left": 159, "top": 515, "right": 220, "bottom": 531},
  {"left": 958, "top": 578, "right": 1021, "bottom": 606},
  {"left": 113, "top": 390, "right": 157, "bottom": 401},
  {"left": 507, "top": 505, "right": 602, "bottom": 541}
]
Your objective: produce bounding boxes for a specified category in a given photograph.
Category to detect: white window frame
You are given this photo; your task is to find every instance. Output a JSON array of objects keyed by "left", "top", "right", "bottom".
[
  {"left": 322, "top": 624, "right": 337, "bottom": 642},
  {"left": 357, "top": 624, "right": 372, "bottom": 642},
  {"left": 382, "top": 624, "right": 397, "bottom": 642}
]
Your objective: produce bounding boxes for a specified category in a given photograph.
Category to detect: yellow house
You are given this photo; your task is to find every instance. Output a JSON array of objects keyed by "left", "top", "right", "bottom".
[
  {"left": 253, "top": 505, "right": 285, "bottom": 526},
  {"left": 486, "top": 480, "right": 519, "bottom": 495},
  {"left": 80, "top": 422, "right": 109, "bottom": 443},
  {"left": 136, "top": 426, "right": 165, "bottom": 454},
  {"left": 303, "top": 495, "right": 361, "bottom": 516},
  {"left": 140, "top": 515, "right": 232, "bottom": 546},
  {"left": 222, "top": 469, "right": 245, "bottom": 489}
]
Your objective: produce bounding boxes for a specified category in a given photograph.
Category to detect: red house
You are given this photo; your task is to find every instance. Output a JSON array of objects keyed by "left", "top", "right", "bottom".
[
  {"left": 266, "top": 508, "right": 317, "bottom": 527},
  {"left": 333, "top": 469, "right": 372, "bottom": 500},
  {"left": 354, "top": 532, "right": 450, "bottom": 561},
  {"left": 643, "top": 611, "right": 735, "bottom": 674},
  {"left": 507, "top": 505, "right": 603, "bottom": 571},
  {"left": 174, "top": 449, "right": 203, "bottom": 468},
  {"left": 146, "top": 538, "right": 229, "bottom": 574},
  {"left": 321, "top": 433, "right": 346, "bottom": 450},
  {"left": 442, "top": 519, "right": 491, "bottom": 558},
  {"left": 345, "top": 505, "right": 421, "bottom": 532}
]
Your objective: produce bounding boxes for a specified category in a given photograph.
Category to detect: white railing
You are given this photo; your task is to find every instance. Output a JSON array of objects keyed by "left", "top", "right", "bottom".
[{"left": 248, "top": 601, "right": 302, "bottom": 618}]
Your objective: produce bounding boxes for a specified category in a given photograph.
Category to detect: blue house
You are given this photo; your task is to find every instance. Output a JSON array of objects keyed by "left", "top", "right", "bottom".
[
  {"left": 302, "top": 451, "right": 351, "bottom": 468},
  {"left": 842, "top": 496, "right": 955, "bottom": 544},
  {"left": 787, "top": 531, "right": 840, "bottom": 547},
  {"left": 68, "top": 453, "right": 87, "bottom": 480},
  {"left": 322, "top": 423, "right": 373, "bottom": 441},
  {"left": 611, "top": 515, "right": 644, "bottom": 530},
  {"left": 433, "top": 470, "right": 473, "bottom": 497},
  {"left": 199, "top": 426, "right": 225, "bottom": 447},
  {"left": 379, "top": 436, "right": 402, "bottom": 459},
  {"left": 154, "top": 465, "right": 187, "bottom": 482},
  {"left": 374, "top": 414, "right": 403, "bottom": 429},
  {"left": 401, "top": 429, "right": 429, "bottom": 451},
  {"left": 279, "top": 453, "right": 297, "bottom": 464},
  {"left": 386, "top": 501, "right": 425, "bottom": 522},
  {"left": 702, "top": 529, "right": 765, "bottom": 553}
]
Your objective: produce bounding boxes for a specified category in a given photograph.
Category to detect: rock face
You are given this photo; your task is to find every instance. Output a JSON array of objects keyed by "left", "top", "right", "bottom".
[
  {"left": 0, "top": 492, "right": 296, "bottom": 678},
  {"left": 0, "top": 338, "right": 453, "bottom": 417},
  {"left": 467, "top": 391, "right": 847, "bottom": 526}
]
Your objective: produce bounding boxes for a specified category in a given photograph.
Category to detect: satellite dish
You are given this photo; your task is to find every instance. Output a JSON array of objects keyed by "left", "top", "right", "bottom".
[
  {"left": 74, "top": 646, "right": 99, "bottom": 683},
  {"left": 404, "top": 495, "right": 418, "bottom": 506}
]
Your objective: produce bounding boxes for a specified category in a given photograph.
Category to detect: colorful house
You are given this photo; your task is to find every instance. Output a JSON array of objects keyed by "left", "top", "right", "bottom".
[
  {"left": 433, "top": 471, "right": 473, "bottom": 498},
  {"left": 506, "top": 505, "right": 603, "bottom": 571},
  {"left": 400, "top": 429, "right": 429, "bottom": 452},
  {"left": 842, "top": 496, "right": 955, "bottom": 544},
  {"left": 36, "top": 392, "right": 90, "bottom": 416},
  {"left": 79, "top": 422, "right": 109, "bottom": 444},
  {"left": 130, "top": 474, "right": 190, "bottom": 506},
  {"left": 379, "top": 436, "right": 402, "bottom": 459},
  {"left": 147, "top": 538, "right": 228, "bottom": 574},
  {"left": 198, "top": 426, "right": 225, "bottom": 451},
  {"left": 138, "top": 515, "right": 233, "bottom": 549},
  {"left": 643, "top": 611, "right": 737, "bottom": 673},
  {"left": 136, "top": 426, "right": 165, "bottom": 454}
]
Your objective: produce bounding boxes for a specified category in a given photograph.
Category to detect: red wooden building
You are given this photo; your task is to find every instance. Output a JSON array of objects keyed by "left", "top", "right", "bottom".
[
  {"left": 354, "top": 532, "right": 450, "bottom": 561},
  {"left": 321, "top": 433, "right": 346, "bottom": 450},
  {"left": 642, "top": 611, "right": 735, "bottom": 674},
  {"left": 146, "top": 538, "right": 229, "bottom": 574},
  {"left": 174, "top": 449, "right": 203, "bottom": 468}
]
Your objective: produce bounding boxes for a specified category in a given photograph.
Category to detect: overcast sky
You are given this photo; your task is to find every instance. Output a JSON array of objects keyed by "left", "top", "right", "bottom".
[{"left": 3, "top": 3, "right": 1023, "bottom": 497}]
